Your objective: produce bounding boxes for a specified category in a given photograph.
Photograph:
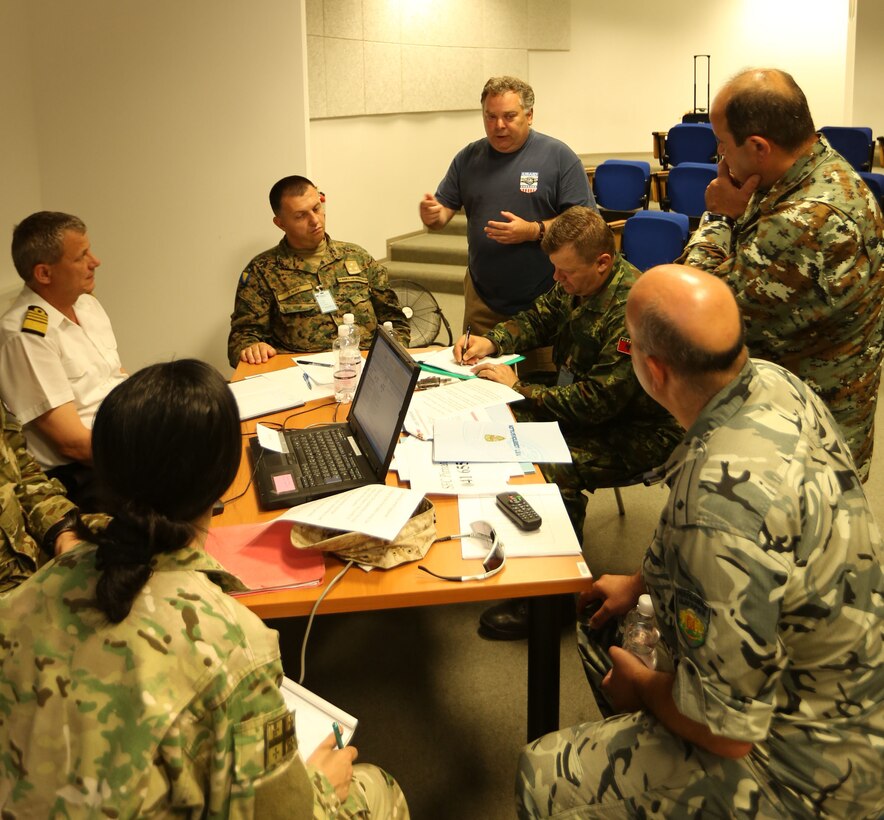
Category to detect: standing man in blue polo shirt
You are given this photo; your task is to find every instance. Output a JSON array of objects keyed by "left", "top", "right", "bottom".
[{"left": 419, "top": 75, "right": 594, "bottom": 372}]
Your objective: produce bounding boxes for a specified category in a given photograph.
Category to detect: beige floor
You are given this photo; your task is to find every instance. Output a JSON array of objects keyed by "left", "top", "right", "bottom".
[{"left": 275, "top": 397, "right": 884, "bottom": 820}]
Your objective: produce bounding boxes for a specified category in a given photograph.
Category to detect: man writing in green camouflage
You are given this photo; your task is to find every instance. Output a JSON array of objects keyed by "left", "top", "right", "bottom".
[
  {"left": 228, "top": 175, "right": 410, "bottom": 366},
  {"left": 456, "top": 207, "right": 681, "bottom": 640},
  {"left": 517, "top": 265, "right": 883, "bottom": 818},
  {"left": 683, "top": 67, "right": 884, "bottom": 480},
  {"left": 0, "top": 401, "right": 80, "bottom": 592}
]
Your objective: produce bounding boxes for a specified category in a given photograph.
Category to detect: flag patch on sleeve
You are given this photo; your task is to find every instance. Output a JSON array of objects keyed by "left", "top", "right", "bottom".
[{"left": 616, "top": 336, "right": 631, "bottom": 355}]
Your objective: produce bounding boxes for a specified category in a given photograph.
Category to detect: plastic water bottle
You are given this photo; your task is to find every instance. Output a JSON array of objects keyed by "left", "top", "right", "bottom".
[
  {"left": 332, "top": 325, "right": 359, "bottom": 403},
  {"left": 338, "top": 313, "right": 362, "bottom": 377},
  {"left": 623, "top": 594, "right": 659, "bottom": 670},
  {"left": 382, "top": 321, "right": 394, "bottom": 336}
]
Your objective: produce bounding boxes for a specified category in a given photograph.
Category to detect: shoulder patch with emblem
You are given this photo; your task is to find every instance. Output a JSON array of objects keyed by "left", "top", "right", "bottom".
[
  {"left": 616, "top": 336, "right": 631, "bottom": 355},
  {"left": 344, "top": 259, "right": 362, "bottom": 274},
  {"left": 675, "top": 586, "right": 710, "bottom": 648},
  {"left": 264, "top": 711, "right": 295, "bottom": 770},
  {"left": 21, "top": 306, "right": 48, "bottom": 337}
]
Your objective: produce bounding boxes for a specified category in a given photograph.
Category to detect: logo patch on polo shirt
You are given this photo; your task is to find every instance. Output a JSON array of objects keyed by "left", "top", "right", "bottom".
[
  {"left": 676, "top": 587, "right": 710, "bottom": 648},
  {"left": 520, "top": 171, "right": 539, "bottom": 193},
  {"left": 21, "top": 306, "right": 48, "bottom": 337},
  {"left": 616, "top": 336, "right": 631, "bottom": 355}
]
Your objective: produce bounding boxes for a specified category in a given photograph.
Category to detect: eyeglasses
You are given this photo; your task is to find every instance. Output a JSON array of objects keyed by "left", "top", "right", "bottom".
[{"left": 418, "top": 521, "right": 505, "bottom": 582}]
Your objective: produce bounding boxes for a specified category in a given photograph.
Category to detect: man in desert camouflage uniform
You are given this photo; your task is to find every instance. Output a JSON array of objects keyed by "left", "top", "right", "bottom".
[
  {"left": 228, "top": 175, "right": 409, "bottom": 367},
  {"left": 0, "top": 539, "right": 409, "bottom": 819},
  {"left": 456, "top": 207, "right": 681, "bottom": 639},
  {"left": 516, "top": 266, "right": 883, "bottom": 819},
  {"left": 0, "top": 401, "right": 80, "bottom": 592},
  {"left": 682, "top": 67, "right": 884, "bottom": 480}
]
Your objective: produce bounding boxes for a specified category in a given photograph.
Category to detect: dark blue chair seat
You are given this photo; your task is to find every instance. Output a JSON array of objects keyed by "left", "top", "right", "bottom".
[
  {"left": 593, "top": 160, "right": 652, "bottom": 220},
  {"left": 819, "top": 126, "right": 874, "bottom": 172},
  {"left": 859, "top": 171, "right": 884, "bottom": 209},
  {"left": 664, "top": 162, "right": 718, "bottom": 228},
  {"left": 661, "top": 123, "right": 717, "bottom": 169},
  {"left": 621, "top": 211, "right": 691, "bottom": 272}
]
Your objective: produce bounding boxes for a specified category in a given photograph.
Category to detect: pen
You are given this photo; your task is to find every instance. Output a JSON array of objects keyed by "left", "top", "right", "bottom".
[
  {"left": 332, "top": 721, "right": 344, "bottom": 749},
  {"left": 296, "top": 359, "right": 333, "bottom": 367},
  {"left": 462, "top": 325, "right": 471, "bottom": 363},
  {"left": 302, "top": 371, "right": 313, "bottom": 390}
]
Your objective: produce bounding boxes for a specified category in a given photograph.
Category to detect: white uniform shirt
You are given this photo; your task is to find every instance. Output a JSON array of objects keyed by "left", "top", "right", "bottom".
[{"left": 0, "top": 285, "right": 126, "bottom": 468}]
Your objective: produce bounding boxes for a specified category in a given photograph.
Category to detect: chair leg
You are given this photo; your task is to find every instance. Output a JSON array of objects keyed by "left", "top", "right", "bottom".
[{"left": 614, "top": 486, "right": 626, "bottom": 516}]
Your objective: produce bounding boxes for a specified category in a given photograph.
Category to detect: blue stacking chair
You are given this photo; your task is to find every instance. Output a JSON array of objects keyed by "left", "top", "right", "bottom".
[
  {"left": 664, "top": 162, "right": 718, "bottom": 229},
  {"left": 859, "top": 172, "right": 884, "bottom": 209},
  {"left": 621, "top": 211, "right": 691, "bottom": 272},
  {"left": 593, "top": 160, "right": 652, "bottom": 221},
  {"left": 819, "top": 126, "right": 874, "bottom": 172},
  {"left": 661, "top": 123, "right": 718, "bottom": 169}
]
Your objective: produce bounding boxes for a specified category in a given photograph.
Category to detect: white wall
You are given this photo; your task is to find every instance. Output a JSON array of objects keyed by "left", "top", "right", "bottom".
[
  {"left": 852, "top": 0, "right": 884, "bottom": 132},
  {"left": 9, "top": 0, "right": 309, "bottom": 374},
  {"left": 311, "top": 0, "right": 856, "bottom": 261}
]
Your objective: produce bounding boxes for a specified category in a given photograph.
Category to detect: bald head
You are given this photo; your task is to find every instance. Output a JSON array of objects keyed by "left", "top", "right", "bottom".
[
  {"left": 715, "top": 67, "right": 815, "bottom": 152},
  {"left": 628, "top": 265, "right": 746, "bottom": 377}
]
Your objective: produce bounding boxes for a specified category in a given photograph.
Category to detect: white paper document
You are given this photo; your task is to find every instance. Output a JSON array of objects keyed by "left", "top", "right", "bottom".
[
  {"left": 228, "top": 368, "right": 310, "bottom": 420},
  {"left": 280, "top": 484, "right": 425, "bottom": 542},
  {"left": 280, "top": 677, "right": 358, "bottom": 759},
  {"left": 290, "top": 353, "right": 336, "bottom": 385},
  {"left": 458, "top": 484, "right": 581, "bottom": 558},
  {"left": 414, "top": 346, "right": 523, "bottom": 379},
  {"left": 393, "top": 435, "right": 521, "bottom": 495},
  {"left": 404, "top": 378, "right": 523, "bottom": 439},
  {"left": 432, "top": 419, "right": 572, "bottom": 463}
]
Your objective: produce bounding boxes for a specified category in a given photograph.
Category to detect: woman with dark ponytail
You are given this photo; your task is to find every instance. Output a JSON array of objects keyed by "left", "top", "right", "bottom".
[{"left": 0, "top": 360, "right": 407, "bottom": 818}]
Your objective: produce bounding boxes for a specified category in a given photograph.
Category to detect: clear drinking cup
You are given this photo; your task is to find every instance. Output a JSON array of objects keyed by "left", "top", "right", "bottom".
[{"left": 333, "top": 368, "right": 357, "bottom": 403}]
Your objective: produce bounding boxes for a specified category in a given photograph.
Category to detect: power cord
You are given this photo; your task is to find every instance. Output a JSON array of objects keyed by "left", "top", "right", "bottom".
[{"left": 298, "top": 560, "right": 354, "bottom": 685}]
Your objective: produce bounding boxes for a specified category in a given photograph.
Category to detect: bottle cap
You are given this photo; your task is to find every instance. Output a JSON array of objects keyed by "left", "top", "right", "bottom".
[
  {"left": 343, "top": 312, "right": 355, "bottom": 324},
  {"left": 637, "top": 594, "right": 654, "bottom": 617}
]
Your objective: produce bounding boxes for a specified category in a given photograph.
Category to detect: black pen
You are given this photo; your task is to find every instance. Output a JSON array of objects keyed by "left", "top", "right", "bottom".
[
  {"left": 297, "top": 359, "right": 333, "bottom": 367},
  {"left": 462, "top": 325, "right": 471, "bottom": 363}
]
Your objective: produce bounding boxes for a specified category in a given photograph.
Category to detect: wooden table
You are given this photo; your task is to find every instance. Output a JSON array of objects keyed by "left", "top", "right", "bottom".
[{"left": 217, "top": 355, "right": 589, "bottom": 740}]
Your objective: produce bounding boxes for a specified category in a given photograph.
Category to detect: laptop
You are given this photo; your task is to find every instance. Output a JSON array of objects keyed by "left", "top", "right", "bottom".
[{"left": 249, "top": 329, "right": 420, "bottom": 510}]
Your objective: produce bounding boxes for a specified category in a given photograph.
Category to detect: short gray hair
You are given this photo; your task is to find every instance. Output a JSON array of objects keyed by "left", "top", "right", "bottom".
[
  {"left": 481, "top": 76, "right": 535, "bottom": 110},
  {"left": 11, "top": 211, "right": 87, "bottom": 282}
]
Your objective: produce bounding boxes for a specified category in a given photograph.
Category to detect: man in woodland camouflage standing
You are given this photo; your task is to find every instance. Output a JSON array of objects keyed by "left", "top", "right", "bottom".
[{"left": 682, "top": 67, "right": 884, "bottom": 479}]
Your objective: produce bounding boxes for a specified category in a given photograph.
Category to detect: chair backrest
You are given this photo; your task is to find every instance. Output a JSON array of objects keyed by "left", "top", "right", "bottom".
[
  {"left": 819, "top": 126, "right": 874, "bottom": 172},
  {"left": 666, "top": 162, "right": 718, "bottom": 219},
  {"left": 859, "top": 172, "right": 884, "bottom": 209},
  {"left": 621, "top": 211, "right": 691, "bottom": 272},
  {"left": 594, "top": 160, "right": 652, "bottom": 212},
  {"left": 662, "top": 123, "right": 717, "bottom": 168}
]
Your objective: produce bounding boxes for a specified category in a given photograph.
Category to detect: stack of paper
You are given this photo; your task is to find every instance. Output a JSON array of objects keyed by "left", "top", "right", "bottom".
[
  {"left": 432, "top": 419, "right": 572, "bottom": 463},
  {"left": 228, "top": 368, "right": 310, "bottom": 420},
  {"left": 280, "top": 677, "right": 358, "bottom": 759},
  {"left": 414, "top": 346, "right": 523, "bottom": 379}
]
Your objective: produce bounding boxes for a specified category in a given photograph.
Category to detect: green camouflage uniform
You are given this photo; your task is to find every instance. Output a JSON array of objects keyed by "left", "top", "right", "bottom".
[
  {"left": 485, "top": 254, "right": 681, "bottom": 533},
  {"left": 227, "top": 236, "right": 410, "bottom": 366},
  {"left": 0, "top": 542, "right": 408, "bottom": 819},
  {"left": 518, "top": 359, "right": 884, "bottom": 818},
  {"left": 0, "top": 401, "right": 76, "bottom": 592},
  {"left": 682, "top": 136, "right": 884, "bottom": 481}
]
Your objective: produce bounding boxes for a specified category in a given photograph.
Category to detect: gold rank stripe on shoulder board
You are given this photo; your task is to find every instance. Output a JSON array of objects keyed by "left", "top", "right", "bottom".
[{"left": 22, "top": 306, "right": 48, "bottom": 337}]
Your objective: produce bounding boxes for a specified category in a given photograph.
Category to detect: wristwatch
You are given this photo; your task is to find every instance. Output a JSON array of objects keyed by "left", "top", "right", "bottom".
[
  {"left": 536, "top": 221, "right": 545, "bottom": 241},
  {"left": 41, "top": 510, "right": 79, "bottom": 557},
  {"left": 701, "top": 212, "right": 735, "bottom": 229}
]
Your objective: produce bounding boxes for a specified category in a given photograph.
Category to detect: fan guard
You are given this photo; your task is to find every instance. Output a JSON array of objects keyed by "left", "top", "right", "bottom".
[{"left": 390, "top": 279, "right": 452, "bottom": 347}]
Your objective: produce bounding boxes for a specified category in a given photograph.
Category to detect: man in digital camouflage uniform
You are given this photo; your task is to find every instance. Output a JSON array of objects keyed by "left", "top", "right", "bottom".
[
  {"left": 456, "top": 207, "right": 681, "bottom": 639},
  {"left": 227, "top": 175, "right": 410, "bottom": 367},
  {"left": 0, "top": 400, "right": 80, "bottom": 592},
  {"left": 0, "top": 517, "right": 409, "bottom": 818},
  {"left": 516, "top": 266, "right": 883, "bottom": 819},
  {"left": 681, "top": 67, "right": 884, "bottom": 480}
]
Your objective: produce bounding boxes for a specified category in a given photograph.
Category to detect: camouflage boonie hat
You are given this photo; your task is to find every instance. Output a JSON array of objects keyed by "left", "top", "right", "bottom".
[{"left": 289, "top": 497, "right": 436, "bottom": 568}]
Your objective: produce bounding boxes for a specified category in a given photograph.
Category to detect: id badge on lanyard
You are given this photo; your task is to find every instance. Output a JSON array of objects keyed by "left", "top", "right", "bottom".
[{"left": 314, "top": 286, "right": 338, "bottom": 314}]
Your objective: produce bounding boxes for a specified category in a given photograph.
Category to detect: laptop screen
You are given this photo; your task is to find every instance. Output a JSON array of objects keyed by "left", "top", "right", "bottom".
[{"left": 349, "top": 330, "right": 418, "bottom": 475}]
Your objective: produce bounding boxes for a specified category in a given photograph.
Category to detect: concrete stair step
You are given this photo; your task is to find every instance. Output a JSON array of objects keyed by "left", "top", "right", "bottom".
[
  {"left": 389, "top": 232, "right": 468, "bottom": 266},
  {"left": 385, "top": 260, "right": 464, "bottom": 293}
]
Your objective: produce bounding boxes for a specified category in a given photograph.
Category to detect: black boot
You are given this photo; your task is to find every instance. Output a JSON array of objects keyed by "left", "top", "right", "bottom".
[{"left": 478, "top": 599, "right": 529, "bottom": 640}]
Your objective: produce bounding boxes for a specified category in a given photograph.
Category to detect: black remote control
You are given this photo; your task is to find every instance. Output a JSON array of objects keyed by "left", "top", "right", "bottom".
[{"left": 495, "top": 492, "right": 542, "bottom": 531}]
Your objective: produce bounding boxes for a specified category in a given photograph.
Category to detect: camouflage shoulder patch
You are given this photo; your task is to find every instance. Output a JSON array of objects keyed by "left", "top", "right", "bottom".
[
  {"left": 21, "top": 306, "right": 48, "bottom": 336},
  {"left": 616, "top": 336, "right": 631, "bottom": 355},
  {"left": 264, "top": 711, "right": 295, "bottom": 770},
  {"left": 676, "top": 586, "right": 710, "bottom": 648},
  {"left": 344, "top": 259, "right": 362, "bottom": 274}
]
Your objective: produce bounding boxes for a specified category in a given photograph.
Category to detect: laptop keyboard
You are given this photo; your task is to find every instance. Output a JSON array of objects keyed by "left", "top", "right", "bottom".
[{"left": 287, "top": 428, "right": 362, "bottom": 487}]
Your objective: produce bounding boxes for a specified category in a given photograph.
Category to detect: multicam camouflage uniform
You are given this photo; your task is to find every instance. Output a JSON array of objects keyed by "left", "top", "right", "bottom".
[
  {"left": 227, "top": 236, "right": 410, "bottom": 366},
  {"left": 517, "top": 359, "right": 884, "bottom": 818},
  {"left": 682, "top": 136, "right": 884, "bottom": 480},
  {"left": 0, "top": 401, "right": 76, "bottom": 592},
  {"left": 484, "top": 254, "right": 682, "bottom": 533},
  {"left": 0, "top": 543, "right": 408, "bottom": 819}
]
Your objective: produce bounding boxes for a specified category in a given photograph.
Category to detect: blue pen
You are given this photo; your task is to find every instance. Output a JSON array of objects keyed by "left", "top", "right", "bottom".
[
  {"left": 302, "top": 371, "right": 313, "bottom": 390},
  {"left": 332, "top": 721, "right": 344, "bottom": 749}
]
